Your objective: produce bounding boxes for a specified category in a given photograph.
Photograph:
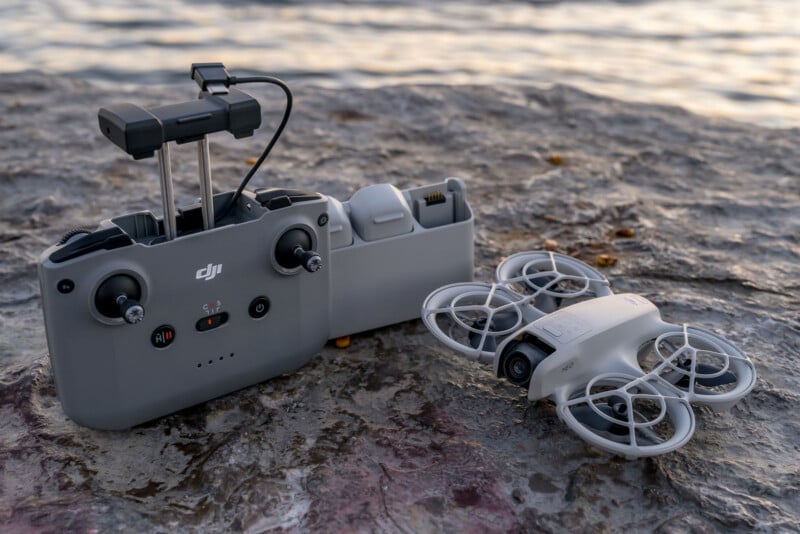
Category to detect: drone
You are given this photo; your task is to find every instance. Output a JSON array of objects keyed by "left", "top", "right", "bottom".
[{"left": 421, "top": 251, "right": 756, "bottom": 458}]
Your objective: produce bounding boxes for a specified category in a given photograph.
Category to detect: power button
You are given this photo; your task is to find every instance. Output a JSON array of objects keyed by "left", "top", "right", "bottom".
[
  {"left": 249, "top": 296, "right": 270, "bottom": 319},
  {"left": 247, "top": 296, "right": 269, "bottom": 319}
]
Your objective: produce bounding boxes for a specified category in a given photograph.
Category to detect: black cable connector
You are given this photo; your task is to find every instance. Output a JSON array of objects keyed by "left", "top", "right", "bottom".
[
  {"left": 190, "top": 63, "right": 232, "bottom": 94},
  {"left": 219, "top": 77, "right": 293, "bottom": 221},
  {"left": 188, "top": 63, "right": 294, "bottom": 223}
]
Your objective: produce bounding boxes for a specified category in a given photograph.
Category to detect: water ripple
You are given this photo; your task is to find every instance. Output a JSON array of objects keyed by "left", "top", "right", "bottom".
[{"left": 1, "top": 0, "right": 798, "bottom": 126}]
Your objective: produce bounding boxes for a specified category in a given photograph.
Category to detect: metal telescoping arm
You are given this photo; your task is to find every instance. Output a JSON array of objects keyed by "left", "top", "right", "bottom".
[
  {"left": 197, "top": 136, "right": 214, "bottom": 230},
  {"left": 157, "top": 144, "right": 177, "bottom": 241}
]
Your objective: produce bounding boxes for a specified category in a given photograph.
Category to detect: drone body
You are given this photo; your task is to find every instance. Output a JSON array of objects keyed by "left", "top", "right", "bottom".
[{"left": 422, "top": 251, "right": 756, "bottom": 458}]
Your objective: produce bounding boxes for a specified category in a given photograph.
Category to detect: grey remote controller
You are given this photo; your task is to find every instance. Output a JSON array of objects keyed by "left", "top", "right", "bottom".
[{"left": 38, "top": 64, "right": 474, "bottom": 429}]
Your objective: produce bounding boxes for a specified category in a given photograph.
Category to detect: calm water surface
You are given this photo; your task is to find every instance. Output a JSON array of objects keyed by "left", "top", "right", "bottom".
[{"left": 1, "top": 1, "right": 798, "bottom": 125}]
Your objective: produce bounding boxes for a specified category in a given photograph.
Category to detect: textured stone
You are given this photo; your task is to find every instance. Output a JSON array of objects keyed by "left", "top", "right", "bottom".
[{"left": 1, "top": 72, "right": 799, "bottom": 532}]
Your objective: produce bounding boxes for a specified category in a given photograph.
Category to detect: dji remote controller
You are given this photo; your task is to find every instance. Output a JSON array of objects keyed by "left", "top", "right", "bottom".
[{"left": 38, "top": 63, "right": 474, "bottom": 429}]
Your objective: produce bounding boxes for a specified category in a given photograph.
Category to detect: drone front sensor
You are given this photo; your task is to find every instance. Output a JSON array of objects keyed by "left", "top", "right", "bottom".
[{"left": 421, "top": 251, "right": 756, "bottom": 458}]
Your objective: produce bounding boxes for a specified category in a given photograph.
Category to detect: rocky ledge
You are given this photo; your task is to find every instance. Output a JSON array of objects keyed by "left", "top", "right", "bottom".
[{"left": 1, "top": 72, "right": 799, "bottom": 532}]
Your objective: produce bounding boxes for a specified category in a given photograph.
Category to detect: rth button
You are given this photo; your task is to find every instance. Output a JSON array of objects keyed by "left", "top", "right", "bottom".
[
  {"left": 249, "top": 296, "right": 270, "bottom": 319},
  {"left": 151, "top": 325, "right": 176, "bottom": 348}
]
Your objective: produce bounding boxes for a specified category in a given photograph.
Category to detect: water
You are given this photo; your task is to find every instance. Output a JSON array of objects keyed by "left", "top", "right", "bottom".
[{"left": 1, "top": 0, "right": 798, "bottom": 127}]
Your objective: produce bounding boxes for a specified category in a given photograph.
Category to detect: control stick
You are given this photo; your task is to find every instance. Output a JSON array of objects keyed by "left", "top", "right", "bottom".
[
  {"left": 95, "top": 274, "right": 145, "bottom": 324},
  {"left": 293, "top": 245, "right": 323, "bottom": 272},
  {"left": 275, "top": 229, "right": 322, "bottom": 272}
]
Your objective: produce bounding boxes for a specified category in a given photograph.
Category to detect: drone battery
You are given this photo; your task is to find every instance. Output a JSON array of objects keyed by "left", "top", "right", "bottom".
[
  {"left": 329, "top": 178, "right": 474, "bottom": 338},
  {"left": 347, "top": 183, "right": 414, "bottom": 241},
  {"left": 326, "top": 197, "right": 354, "bottom": 249}
]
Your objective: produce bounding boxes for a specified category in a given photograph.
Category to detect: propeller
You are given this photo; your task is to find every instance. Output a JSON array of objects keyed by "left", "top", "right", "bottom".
[
  {"left": 571, "top": 395, "right": 629, "bottom": 436},
  {"left": 559, "top": 374, "right": 696, "bottom": 457},
  {"left": 496, "top": 251, "right": 612, "bottom": 313},
  {"left": 468, "top": 312, "right": 520, "bottom": 351},
  {"left": 674, "top": 358, "right": 737, "bottom": 388},
  {"left": 421, "top": 282, "right": 530, "bottom": 363},
  {"left": 521, "top": 266, "right": 563, "bottom": 313},
  {"left": 652, "top": 329, "right": 746, "bottom": 394}
]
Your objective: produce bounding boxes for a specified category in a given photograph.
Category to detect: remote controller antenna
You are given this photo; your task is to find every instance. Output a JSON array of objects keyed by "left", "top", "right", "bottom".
[
  {"left": 156, "top": 133, "right": 214, "bottom": 241},
  {"left": 98, "top": 62, "right": 262, "bottom": 240},
  {"left": 197, "top": 135, "right": 214, "bottom": 231},
  {"left": 156, "top": 144, "right": 177, "bottom": 241}
]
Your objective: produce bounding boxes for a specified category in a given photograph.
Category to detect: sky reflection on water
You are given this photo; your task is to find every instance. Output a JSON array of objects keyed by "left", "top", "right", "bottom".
[{"left": 1, "top": 0, "right": 798, "bottom": 127}]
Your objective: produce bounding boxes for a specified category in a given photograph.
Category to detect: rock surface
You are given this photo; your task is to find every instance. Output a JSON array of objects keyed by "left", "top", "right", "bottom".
[{"left": 1, "top": 72, "right": 799, "bottom": 532}]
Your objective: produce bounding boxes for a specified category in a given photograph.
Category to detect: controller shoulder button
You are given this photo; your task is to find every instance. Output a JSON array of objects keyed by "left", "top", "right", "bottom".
[
  {"left": 58, "top": 227, "right": 96, "bottom": 245},
  {"left": 50, "top": 227, "right": 133, "bottom": 263},
  {"left": 254, "top": 188, "right": 323, "bottom": 210}
]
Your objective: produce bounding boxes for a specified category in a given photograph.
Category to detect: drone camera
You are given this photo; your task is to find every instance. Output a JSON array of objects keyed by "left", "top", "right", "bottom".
[{"left": 499, "top": 334, "right": 554, "bottom": 387}]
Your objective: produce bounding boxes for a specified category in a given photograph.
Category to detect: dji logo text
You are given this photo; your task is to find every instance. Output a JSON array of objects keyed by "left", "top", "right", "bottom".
[{"left": 196, "top": 263, "right": 222, "bottom": 281}]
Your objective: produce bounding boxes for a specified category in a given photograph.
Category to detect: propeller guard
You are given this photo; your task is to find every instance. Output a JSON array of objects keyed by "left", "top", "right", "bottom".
[
  {"left": 422, "top": 251, "right": 614, "bottom": 363},
  {"left": 496, "top": 251, "right": 612, "bottom": 301},
  {"left": 644, "top": 325, "right": 757, "bottom": 407},
  {"left": 558, "top": 373, "right": 696, "bottom": 457},
  {"left": 421, "top": 282, "right": 532, "bottom": 363}
]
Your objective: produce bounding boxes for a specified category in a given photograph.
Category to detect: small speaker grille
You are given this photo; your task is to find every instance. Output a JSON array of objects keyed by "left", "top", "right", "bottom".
[{"left": 196, "top": 353, "right": 235, "bottom": 368}]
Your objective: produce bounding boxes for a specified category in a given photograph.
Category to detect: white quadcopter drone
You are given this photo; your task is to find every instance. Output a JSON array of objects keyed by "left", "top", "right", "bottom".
[{"left": 421, "top": 251, "right": 756, "bottom": 458}]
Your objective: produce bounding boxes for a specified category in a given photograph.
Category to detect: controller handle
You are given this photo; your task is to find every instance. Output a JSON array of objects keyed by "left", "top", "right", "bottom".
[
  {"left": 95, "top": 275, "right": 145, "bottom": 324},
  {"left": 275, "top": 229, "right": 322, "bottom": 273}
]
